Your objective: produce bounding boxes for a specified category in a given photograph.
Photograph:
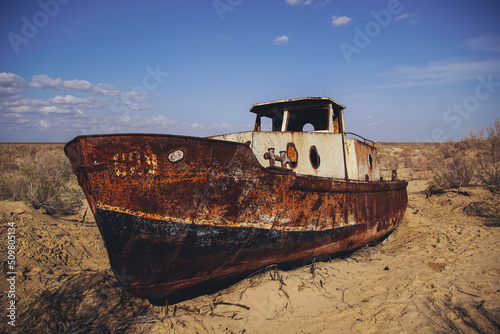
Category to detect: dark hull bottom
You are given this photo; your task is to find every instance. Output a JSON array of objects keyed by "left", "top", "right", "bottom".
[{"left": 96, "top": 208, "right": 400, "bottom": 300}]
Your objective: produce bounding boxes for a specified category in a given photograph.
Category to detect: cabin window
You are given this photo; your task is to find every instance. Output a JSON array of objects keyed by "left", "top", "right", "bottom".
[
  {"left": 287, "top": 108, "right": 329, "bottom": 132},
  {"left": 257, "top": 115, "right": 282, "bottom": 131},
  {"left": 368, "top": 153, "right": 373, "bottom": 169},
  {"left": 254, "top": 104, "right": 341, "bottom": 133},
  {"left": 309, "top": 146, "right": 320, "bottom": 169},
  {"left": 260, "top": 116, "right": 273, "bottom": 131}
]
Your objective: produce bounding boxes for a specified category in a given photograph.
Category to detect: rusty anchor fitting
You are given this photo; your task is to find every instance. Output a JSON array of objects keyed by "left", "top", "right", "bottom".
[{"left": 264, "top": 148, "right": 291, "bottom": 168}]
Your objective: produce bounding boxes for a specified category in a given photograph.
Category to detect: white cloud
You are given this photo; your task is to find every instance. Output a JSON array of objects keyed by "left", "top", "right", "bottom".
[
  {"left": 30, "top": 74, "right": 92, "bottom": 91},
  {"left": 0, "top": 72, "right": 26, "bottom": 97},
  {"left": 0, "top": 72, "right": 142, "bottom": 102},
  {"left": 49, "top": 94, "right": 98, "bottom": 106},
  {"left": 465, "top": 34, "right": 500, "bottom": 53},
  {"left": 39, "top": 119, "right": 50, "bottom": 128},
  {"left": 3, "top": 95, "right": 105, "bottom": 115},
  {"left": 86, "top": 114, "right": 211, "bottom": 134},
  {"left": 315, "top": 0, "right": 331, "bottom": 7},
  {"left": 0, "top": 71, "right": 154, "bottom": 129},
  {"left": 10, "top": 106, "right": 32, "bottom": 113},
  {"left": 394, "top": 13, "right": 408, "bottom": 21},
  {"left": 273, "top": 35, "right": 289, "bottom": 45},
  {"left": 0, "top": 72, "right": 26, "bottom": 87},
  {"left": 0, "top": 72, "right": 156, "bottom": 106},
  {"left": 0, "top": 86, "right": 22, "bottom": 98},
  {"left": 331, "top": 15, "right": 351, "bottom": 27},
  {"left": 178, "top": 121, "right": 232, "bottom": 131},
  {"left": 5, "top": 97, "right": 44, "bottom": 110},
  {"left": 286, "top": 0, "right": 313, "bottom": 6},
  {"left": 0, "top": 72, "right": 219, "bottom": 138},
  {"left": 6, "top": 114, "right": 30, "bottom": 124},
  {"left": 29, "top": 74, "right": 124, "bottom": 96},
  {"left": 130, "top": 102, "right": 154, "bottom": 111},
  {"left": 368, "top": 119, "right": 383, "bottom": 127},
  {"left": 39, "top": 106, "right": 72, "bottom": 114},
  {"left": 380, "top": 59, "right": 500, "bottom": 86},
  {"left": 394, "top": 12, "right": 418, "bottom": 23}
]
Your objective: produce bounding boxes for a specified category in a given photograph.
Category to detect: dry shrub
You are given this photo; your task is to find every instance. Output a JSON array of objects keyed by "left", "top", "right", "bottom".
[
  {"left": 411, "top": 154, "right": 430, "bottom": 179},
  {"left": 0, "top": 144, "right": 82, "bottom": 215},
  {"left": 425, "top": 299, "right": 500, "bottom": 334},
  {"left": 401, "top": 148, "right": 412, "bottom": 168},
  {"left": 463, "top": 201, "right": 500, "bottom": 227},
  {"left": 405, "top": 148, "right": 433, "bottom": 180},
  {"left": 426, "top": 119, "right": 500, "bottom": 225},
  {"left": 430, "top": 141, "right": 475, "bottom": 189},
  {"left": 16, "top": 271, "right": 153, "bottom": 333},
  {"left": 465, "top": 119, "right": 500, "bottom": 194},
  {"left": 424, "top": 183, "right": 446, "bottom": 198},
  {"left": 378, "top": 152, "right": 399, "bottom": 180},
  {"left": 377, "top": 143, "right": 439, "bottom": 181},
  {"left": 426, "top": 119, "right": 500, "bottom": 192}
]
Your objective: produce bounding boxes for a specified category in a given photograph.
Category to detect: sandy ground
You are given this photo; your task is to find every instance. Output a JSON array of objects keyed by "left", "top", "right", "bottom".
[{"left": 1, "top": 180, "right": 499, "bottom": 333}]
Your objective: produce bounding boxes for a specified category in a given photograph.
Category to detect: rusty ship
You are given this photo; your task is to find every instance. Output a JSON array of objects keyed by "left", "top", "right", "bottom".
[{"left": 64, "top": 97, "right": 408, "bottom": 301}]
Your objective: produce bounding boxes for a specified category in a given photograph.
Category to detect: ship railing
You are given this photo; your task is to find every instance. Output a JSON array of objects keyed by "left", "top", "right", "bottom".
[{"left": 345, "top": 132, "right": 375, "bottom": 147}]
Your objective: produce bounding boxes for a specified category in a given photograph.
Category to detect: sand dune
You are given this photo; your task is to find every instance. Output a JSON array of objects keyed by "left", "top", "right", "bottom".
[{"left": 1, "top": 179, "right": 499, "bottom": 333}]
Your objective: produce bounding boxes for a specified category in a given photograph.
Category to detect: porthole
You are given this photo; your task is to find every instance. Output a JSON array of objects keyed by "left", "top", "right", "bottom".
[
  {"left": 168, "top": 149, "right": 185, "bottom": 163},
  {"left": 287, "top": 143, "right": 298, "bottom": 168},
  {"left": 368, "top": 153, "right": 373, "bottom": 169},
  {"left": 309, "top": 146, "right": 320, "bottom": 169}
]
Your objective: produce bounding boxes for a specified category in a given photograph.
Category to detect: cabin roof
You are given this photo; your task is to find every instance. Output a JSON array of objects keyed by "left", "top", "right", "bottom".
[{"left": 249, "top": 97, "right": 346, "bottom": 115}]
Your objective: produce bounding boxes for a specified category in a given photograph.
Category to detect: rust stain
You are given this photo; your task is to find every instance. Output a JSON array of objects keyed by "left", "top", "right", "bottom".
[
  {"left": 64, "top": 97, "right": 408, "bottom": 301},
  {"left": 65, "top": 133, "right": 407, "bottom": 300}
]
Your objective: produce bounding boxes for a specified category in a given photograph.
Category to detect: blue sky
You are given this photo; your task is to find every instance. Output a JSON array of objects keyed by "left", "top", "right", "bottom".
[{"left": 1, "top": 0, "right": 499, "bottom": 142}]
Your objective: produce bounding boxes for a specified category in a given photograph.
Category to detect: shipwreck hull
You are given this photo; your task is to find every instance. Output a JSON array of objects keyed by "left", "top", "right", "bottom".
[{"left": 65, "top": 134, "right": 407, "bottom": 300}]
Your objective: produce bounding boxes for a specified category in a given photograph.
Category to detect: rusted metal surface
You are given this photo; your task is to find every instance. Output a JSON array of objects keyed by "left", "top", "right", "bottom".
[
  {"left": 249, "top": 97, "right": 346, "bottom": 114},
  {"left": 64, "top": 97, "right": 407, "bottom": 300},
  {"left": 65, "top": 133, "right": 407, "bottom": 300},
  {"left": 345, "top": 138, "right": 380, "bottom": 181},
  {"left": 346, "top": 132, "right": 375, "bottom": 147}
]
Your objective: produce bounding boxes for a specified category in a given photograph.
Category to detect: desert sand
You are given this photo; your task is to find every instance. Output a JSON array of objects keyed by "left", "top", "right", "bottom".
[
  {"left": 1, "top": 177, "right": 499, "bottom": 333},
  {"left": 1, "top": 140, "right": 500, "bottom": 333}
]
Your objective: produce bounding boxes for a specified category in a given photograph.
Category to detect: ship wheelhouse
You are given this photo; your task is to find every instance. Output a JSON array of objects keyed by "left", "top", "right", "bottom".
[
  {"left": 209, "top": 97, "right": 380, "bottom": 181},
  {"left": 251, "top": 97, "right": 345, "bottom": 134}
]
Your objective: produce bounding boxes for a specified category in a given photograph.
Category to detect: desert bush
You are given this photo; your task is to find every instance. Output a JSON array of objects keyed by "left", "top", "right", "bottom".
[
  {"left": 0, "top": 145, "right": 82, "bottom": 215},
  {"left": 426, "top": 119, "right": 499, "bottom": 192},
  {"left": 410, "top": 154, "right": 430, "bottom": 179},
  {"left": 16, "top": 271, "right": 150, "bottom": 333},
  {"left": 401, "top": 148, "right": 412, "bottom": 168},
  {"left": 378, "top": 153, "right": 399, "bottom": 180},
  {"left": 430, "top": 141, "right": 475, "bottom": 189},
  {"left": 465, "top": 119, "right": 500, "bottom": 194},
  {"left": 377, "top": 143, "right": 440, "bottom": 181},
  {"left": 463, "top": 201, "right": 500, "bottom": 226},
  {"left": 426, "top": 299, "right": 500, "bottom": 334},
  {"left": 424, "top": 183, "right": 445, "bottom": 198}
]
